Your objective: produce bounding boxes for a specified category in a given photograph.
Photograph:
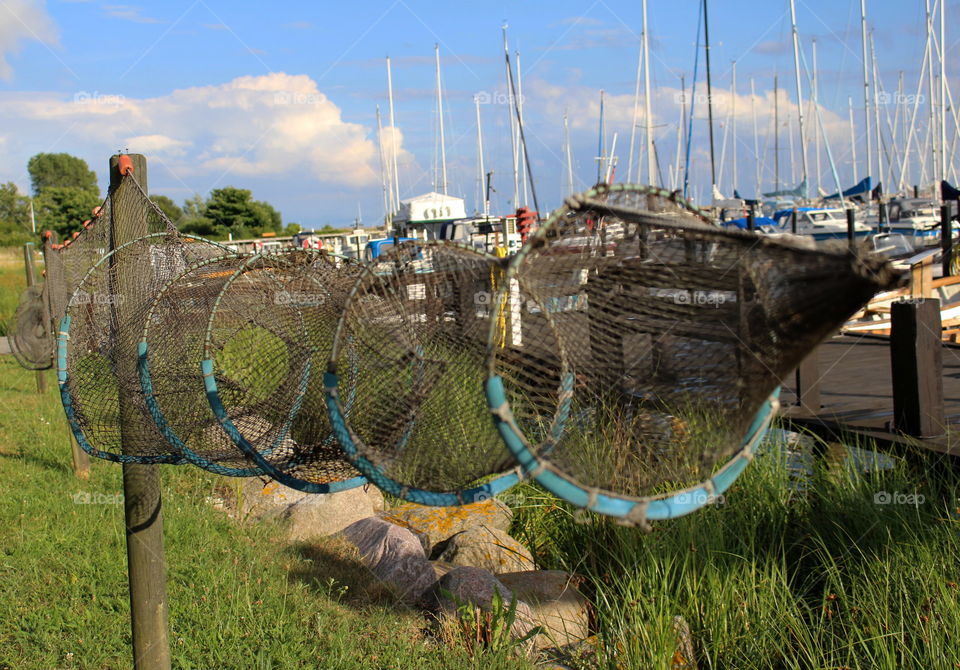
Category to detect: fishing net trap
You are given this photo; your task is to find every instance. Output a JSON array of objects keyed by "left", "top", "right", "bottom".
[
  {"left": 484, "top": 183, "right": 903, "bottom": 527},
  {"left": 198, "top": 250, "right": 366, "bottom": 492},
  {"left": 325, "top": 241, "right": 523, "bottom": 505},
  {"left": 57, "top": 174, "right": 231, "bottom": 464}
]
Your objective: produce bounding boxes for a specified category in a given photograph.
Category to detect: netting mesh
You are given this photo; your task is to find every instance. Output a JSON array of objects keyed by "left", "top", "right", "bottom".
[
  {"left": 10, "top": 285, "right": 52, "bottom": 370},
  {"left": 200, "top": 251, "right": 364, "bottom": 490},
  {"left": 59, "top": 173, "right": 230, "bottom": 463},
  {"left": 139, "top": 251, "right": 264, "bottom": 475},
  {"left": 487, "top": 184, "right": 902, "bottom": 509},
  {"left": 326, "top": 242, "right": 520, "bottom": 504}
]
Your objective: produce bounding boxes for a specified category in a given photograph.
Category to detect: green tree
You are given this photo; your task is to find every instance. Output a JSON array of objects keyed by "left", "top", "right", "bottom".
[
  {"left": 27, "top": 153, "right": 98, "bottom": 196},
  {"left": 204, "top": 187, "right": 283, "bottom": 238},
  {"left": 151, "top": 194, "right": 183, "bottom": 224},
  {"left": 34, "top": 187, "right": 101, "bottom": 239},
  {"left": 0, "top": 182, "right": 33, "bottom": 246}
]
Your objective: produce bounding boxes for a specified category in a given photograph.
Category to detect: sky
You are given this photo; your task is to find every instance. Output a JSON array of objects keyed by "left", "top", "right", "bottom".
[{"left": 0, "top": 0, "right": 952, "bottom": 228}]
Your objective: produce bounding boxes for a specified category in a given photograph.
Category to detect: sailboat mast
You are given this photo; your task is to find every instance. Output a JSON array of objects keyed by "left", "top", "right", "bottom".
[
  {"left": 475, "top": 96, "right": 487, "bottom": 216},
  {"left": 751, "top": 78, "right": 760, "bottom": 195},
  {"left": 516, "top": 50, "right": 529, "bottom": 206},
  {"left": 375, "top": 105, "right": 390, "bottom": 224},
  {"left": 860, "top": 0, "right": 873, "bottom": 184},
  {"left": 870, "top": 31, "right": 884, "bottom": 193},
  {"left": 703, "top": 0, "right": 717, "bottom": 191},
  {"left": 564, "top": 112, "right": 574, "bottom": 195},
  {"left": 673, "top": 75, "right": 686, "bottom": 191},
  {"left": 435, "top": 44, "right": 447, "bottom": 195},
  {"left": 940, "top": 0, "right": 947, "bottom": 187},
  {"left": 642, "top": 0, "right": 655, "bottom": 186},
  {"left": 774, "top": 75, "right": 780, "bottom": 192},
  {"left": 789, "top": 0, "right": 808, "bottom": 198},
  {"left": 627, "top": 42, "right": 642, "bottom": 183},
  {"left": 731, "top": 60, "right": 737, "bottom": 193},
  {"left": 812, "top": 39, "right": 821, "bottom": 195},
  {"left": 926, "top": 0, "right": 937, "bottom": 189},
  {"left": 597, "top": 90, "right": 606, "bottom": 184},
  {"left": 849, "top": 96, "right": 858, "bottom": 183},
  {"left": 502, "top": 24, "right": 519, "bottom": 208},
  {"left": 386, "top": 56, "right": 401, "bottom": 212}
]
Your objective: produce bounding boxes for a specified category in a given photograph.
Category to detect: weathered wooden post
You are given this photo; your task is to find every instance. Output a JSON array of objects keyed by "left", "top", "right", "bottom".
[
  {"left": 110, "top": 154, "right": 171, "bottom": 670},
  {"left": 746, "top": 206, "right": 755, "bottom": 231},
  {"left": 941, "top": 205, "right": 952, "bottom": 277},
  {"left": 878, "top": 201, "right": 887, "bottom": 234},
  {"left": 22, "top": 242, "right": 47, "bottom": 394},
  {"left": 790, "top": 208, "right": 797, "bottom": 234},
  {"left": 845, "top": 208, "right": 856, "bottom": 247},
  {"left": 794, "top": 349, "right": 821, "bottom": 414},
  {"left": 890, "top": 298, "right": 945, "bottom": 438}
]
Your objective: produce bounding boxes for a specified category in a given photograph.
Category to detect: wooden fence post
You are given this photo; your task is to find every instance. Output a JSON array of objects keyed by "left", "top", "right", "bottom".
[
  {"left": 941, "top": 205, "right": 952, "bottom": 277},
  {"left": 110, "top": 154, "right": 171, "bottom": 670},
  {"left": 795, "top": 348, "right": 821, "bottom": 413},
  {"left": 890, "top": 298, "right": 945, "bottom": 438},
  {"left": 22, "top": 243, "right": 46, "bottom": 394}
]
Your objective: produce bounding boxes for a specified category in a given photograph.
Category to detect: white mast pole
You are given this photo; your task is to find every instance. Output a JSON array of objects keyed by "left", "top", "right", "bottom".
[
  {"left": 386, "top": 56, "right": 401, "bottom": 212},
  {"left": 673, "top": 76, "right": 685, "bottom": 191},
  {"left": 516, "top": 50, "right": 529, "bottom": 206},
  {"left": 642, "top": 0, "right": 655, "bottom": 185},
  {"left": 732, "top": 60, "right": 737, "bottom": 193},
  {"left": 849, "top": 96, "right": 858, "bottom": 183},
  {"left": 435, "top": 44, "right": 447, "bottom": 195},
  {"left": 475, "top": 96, "right": 486, "bottom": 216},
  {"left": 502, "top": 25, "right": 519, "bottom": 209},
  {"left": 940, "top": 0, "right": 947, "bottom": 188},
  {"left": 860, "top": 0, "right": 873, "bottom": 184},
  {"left": 789, "top": 0, "right": 809, "bottom": 197},
  {"left": 870, "top": 32, "right": 884, "bottom": 194},
  {"left": 926, "top": 0, "right": 937, "bottom": 190},
  {"left": 627, "top": 41, "right": 642, "bottom": 183},
  {"left": 376, "top": 105, "right": 390, "bottom": 224},
  {"left": 564, "top": 111, "right": 574, "bottom": 195},
  {"left": 751, "top": 78, "right": 760, "bottom": 195},
  {"left": 812, "top": 39, "right": 821, "bottom": 195}
]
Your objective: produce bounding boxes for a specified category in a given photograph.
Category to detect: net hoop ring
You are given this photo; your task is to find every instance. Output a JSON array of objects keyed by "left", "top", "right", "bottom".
[
  {"left": 484, "top": 183, "right": 778, "bottom": 527},
  {"left": 200, "top": 250, "right": 366, "bottom": 493},
  {"left": 57, "top": 232, "right": 231, "bottom": 464},
  {"left": 324, "top": 241, "right": 523, "bottom": 506}
]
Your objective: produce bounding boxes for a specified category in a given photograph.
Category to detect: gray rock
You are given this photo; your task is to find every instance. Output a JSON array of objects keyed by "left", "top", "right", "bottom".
[
  {"left": 339, "top": 517, "right": 436, "bottom": 601},
  {"left": 377, "top": 498, "right": 513, "bottom": 550},
  {"left": 423, "top": 566, "right": 537, "bottom": 640},
  {"left": 282, "top": 486, "right": 386, "bottom": 542},
  {"left": 498, "top": 571, "right": 591, "bottom": 649},
  {"left": 672, "top": 615, "right": 697, "bottom": 670},
  {"left": 438, "top": 525, "right": 536, "bottom": 574}
]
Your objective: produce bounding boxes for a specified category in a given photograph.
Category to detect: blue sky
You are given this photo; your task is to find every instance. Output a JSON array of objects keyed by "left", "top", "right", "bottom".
[{"left": 0, "top": 0, "right": 951, "bottom": 227}]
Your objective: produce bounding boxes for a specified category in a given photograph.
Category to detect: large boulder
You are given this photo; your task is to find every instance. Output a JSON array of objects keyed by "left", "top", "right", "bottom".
[
  {"left": 422, "top": 566, "right": 537, "bottom": 640},
  {"left": 339, "top": 517, "right": 437, "bottom": 602},
  {"left": 497, "top": 571, "right": 591, "bottom": 649},
  {"left": 437, "top": 525, "right": 535, "bottom": 574},
  {"left": 229, "top": 479, "right": 385, "bottom": 541},
  {"left": 378, "top": 498, "right": 513, "bottom": 551}
]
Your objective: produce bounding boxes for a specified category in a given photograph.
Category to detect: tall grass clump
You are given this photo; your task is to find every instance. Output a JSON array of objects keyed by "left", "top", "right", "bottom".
[{"left": 509, "top": 427, "right": 960, "bottom": 670}]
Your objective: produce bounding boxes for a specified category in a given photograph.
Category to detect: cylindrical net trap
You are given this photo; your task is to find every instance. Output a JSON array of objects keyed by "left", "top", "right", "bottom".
[
  {"left": 485, "top": 184, "right": 903, "bottom": 526},
  {"left": 58, "top": 231, "right": 230, "bottom": 463},
  {"left": 325, "top": 241, "right": 523, "bottom": 505},
  {"left": 199, "top": 251, "right": 365, "bottom": 492}
]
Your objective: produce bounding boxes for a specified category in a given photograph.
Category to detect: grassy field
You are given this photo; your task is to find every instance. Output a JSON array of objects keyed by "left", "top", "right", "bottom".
[
  {"left": 3, "top": 254, "right": 960, "bottom": 668},
  {"left": 0, "top": 247, "right": 28, "bottom": 335}
]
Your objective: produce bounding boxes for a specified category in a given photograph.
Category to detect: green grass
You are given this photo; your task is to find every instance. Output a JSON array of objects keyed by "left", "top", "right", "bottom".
[
  {"left": 5, "top": 254, "right": 960, "bottom": 668},
  {"left": 509, "top": 434, "right": 960, "bottom": 669},
  {"left": 0, "top": 359, "right": 536, "bottom": 670},
  {"left": 0, "top": 247, "right": 28, "bottom": 336}
]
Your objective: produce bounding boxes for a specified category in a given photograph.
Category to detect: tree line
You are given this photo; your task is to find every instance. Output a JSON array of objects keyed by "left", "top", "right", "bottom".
[{"left": 0, "top": 152, "right": 301, "bottom": 245}]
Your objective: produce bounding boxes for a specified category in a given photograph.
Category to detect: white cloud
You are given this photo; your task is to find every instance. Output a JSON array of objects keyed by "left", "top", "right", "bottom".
[
  {"left": 0, "top": 73, "right": 396, "bottom": 190},
  {"left": 0, "top": 0, "right": 59, "bottom": 80}
]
